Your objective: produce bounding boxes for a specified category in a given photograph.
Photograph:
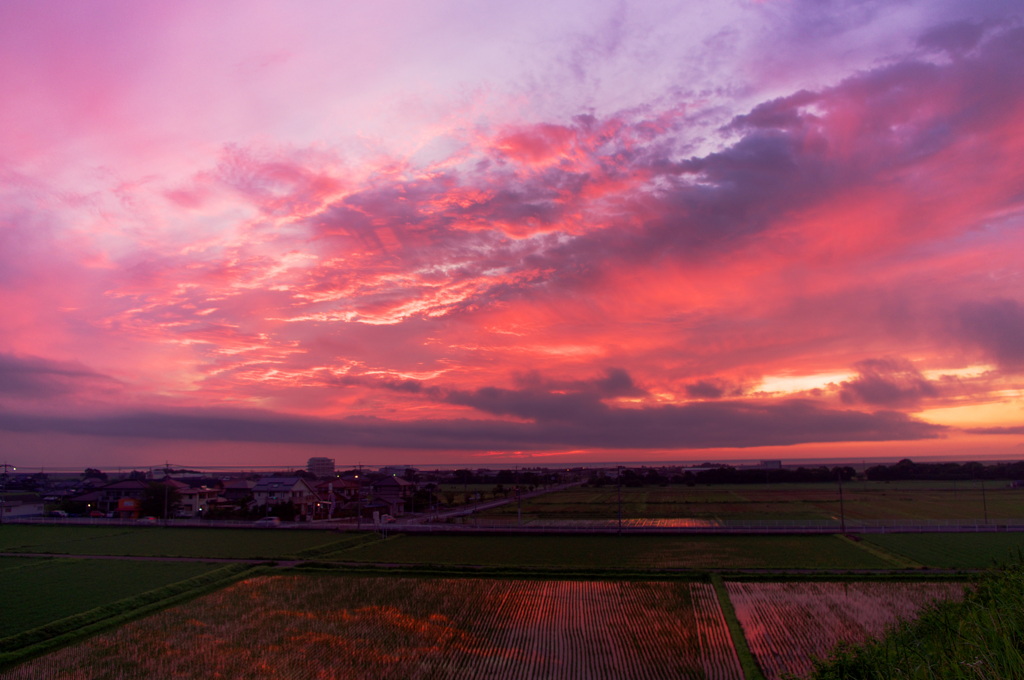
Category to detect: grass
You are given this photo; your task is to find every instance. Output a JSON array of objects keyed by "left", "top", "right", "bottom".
[
  {"left": 332, "top": 533, "right": 895, "bottom": 570},
  {"left": 804, "top": 564, "right": 1024, "bottom": 679},
  {"left": 0, "top": 525, "right": 347, "bottom": 560},
  {"left": 0, "top": 561, "right": 256, "bottom": 672},
  {"left": 711, "top": 574, "right": 767, "bottom": 680},
  {"left": 0, "top": 557, "right": 226, "bottom": 639},
  {"left": 862, "top": 533, "right": 1024, "bottom": 569}
]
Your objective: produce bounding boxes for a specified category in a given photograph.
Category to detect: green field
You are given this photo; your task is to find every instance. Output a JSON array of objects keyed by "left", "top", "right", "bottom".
[
  {"left": 0, "top": 557, "right": 224, "bottom": 640},
  {"left": 480, "top": 481, "right": 1024, "bottom": 522},
  {"left": 863, "top": 533, "right": 1024, "bottom": 569},
  {"left": 332, "top": 533, "right": 895, "bottom": 570},
  {"left": 0, "top": 525, "right": 351, "bottom": 560}
]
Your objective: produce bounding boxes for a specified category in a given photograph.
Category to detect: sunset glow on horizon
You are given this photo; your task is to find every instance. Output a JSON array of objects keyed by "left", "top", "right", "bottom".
[{"left": 2, "top": 0, "right": 1024, "bottom": 470}]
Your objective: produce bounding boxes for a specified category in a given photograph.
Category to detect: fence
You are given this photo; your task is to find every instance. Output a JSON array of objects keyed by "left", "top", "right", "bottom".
[{"left": 10, "top": 514, "right": 1024, "bottom": 534}]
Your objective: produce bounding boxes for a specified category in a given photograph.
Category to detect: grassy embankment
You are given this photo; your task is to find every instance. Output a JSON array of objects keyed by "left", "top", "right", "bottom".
[
  {"left": 0, "top": 525, "right": 375, "bottom": 670},
  {"left": 0, "top": 557, "right": 256, "bottom": 671},
  {"left": 804, "top": 563, "right": 1024, "bottom": 679}
]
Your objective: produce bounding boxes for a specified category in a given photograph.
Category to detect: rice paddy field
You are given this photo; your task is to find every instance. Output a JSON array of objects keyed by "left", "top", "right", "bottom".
[
  {"left": 0, "top": 525, "right": 357, "bottom": 560},
  {"left": 0, "top": 519, "right": 1013, "bottom": 678},
  {"left": 862, "top": 532, "right": 1024, "bottom": 569},
  {"left": 0, "top": 574, "right": 972, "bottom": 680},
  {"left": 0, "top": 575, "right": 744, "bottom": 680},
  {"left": 727, "top": 581, "right": 966, "bottom": 680},
  {"left": 477, "top": 481, "right": 1024, "bottom": 522},
  {"left": 332, "top": 533, "right": 895, "bottom": 570}
]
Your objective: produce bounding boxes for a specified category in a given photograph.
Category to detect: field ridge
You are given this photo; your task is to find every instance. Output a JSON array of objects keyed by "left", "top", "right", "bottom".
[
  {"left": 836, "top": 535, "right": 924, "bottom": 569},
  {"left": 0, "top": 561, "right": 259, "bottom": 672},
  {"left": 711, "top": 575, "right": 766, "bottom": 680}
]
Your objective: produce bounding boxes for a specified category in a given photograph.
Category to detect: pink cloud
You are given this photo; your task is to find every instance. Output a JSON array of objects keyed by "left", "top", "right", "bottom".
[{"left": 1, "top": 4, "right": 1023, "bottom": 467}]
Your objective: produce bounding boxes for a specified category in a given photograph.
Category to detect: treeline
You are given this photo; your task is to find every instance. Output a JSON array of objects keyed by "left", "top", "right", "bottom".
[
  {"left": 865, "top": 458, "right": 1024, "bottom": 481},
  {"left": 582, "top": 458, "right": 1024, "bottom": 487},
  {"left": 449, "top": 469, "right": 565, "bottom": 487},
  {"left": 588, "top": 465, "right": 857, "bottom": 487}
]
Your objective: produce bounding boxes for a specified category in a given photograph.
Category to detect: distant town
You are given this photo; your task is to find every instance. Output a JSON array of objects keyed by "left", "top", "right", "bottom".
[{"left": 2, "top": 457, "right": 1023, "bottom": 524}]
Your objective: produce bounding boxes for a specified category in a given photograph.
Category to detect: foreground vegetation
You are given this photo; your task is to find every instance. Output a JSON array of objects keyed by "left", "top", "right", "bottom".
[
  {"left": 727, "top": 581, "right": 964, "bottom": 680},
  {"left": 805, "top": 564, "right": 1024, "bottom": 679}
]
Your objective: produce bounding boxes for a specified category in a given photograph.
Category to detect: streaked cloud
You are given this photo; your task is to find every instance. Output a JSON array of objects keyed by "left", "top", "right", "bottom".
[{"left": 0, "top": 1, "right": 1021, "bottom": 467}]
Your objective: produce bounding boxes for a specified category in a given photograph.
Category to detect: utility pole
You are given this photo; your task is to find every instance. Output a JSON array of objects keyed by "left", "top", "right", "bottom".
[
  {"left": 516, "top": 466, "right": 522, "bottom": 527},
  {"left": 356, "top": 473, "right": 362, "bottom": 530},
  {"left": 617, "top": 466, "right": 623, "bottom": 534},
  {"left": 837, "top": 468, "right": 846, "bottom": 534},
  {"left": 0, "top": 463, "right": 15, "bottom": 524},
  {"left": 981, "top": 479, "right": 989, "bottom": 525}
]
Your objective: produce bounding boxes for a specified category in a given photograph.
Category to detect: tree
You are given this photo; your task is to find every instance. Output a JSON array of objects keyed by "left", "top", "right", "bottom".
[
  {"left": 83, "top": 468, "right": 107, "bottom": 481},
  {"left": 408, "top": 488, "right": 437, "bottom": 513},
  {"left": 140, "top": 482, "right": 181, "bottom": 519},
  {"left": 266, "top": 501, "right": 297, "bottom": 521}
]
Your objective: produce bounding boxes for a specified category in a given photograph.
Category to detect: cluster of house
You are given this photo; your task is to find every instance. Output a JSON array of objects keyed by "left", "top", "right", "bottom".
[{"left": 60, "top": 473, "right": 418, "bottom": 521}]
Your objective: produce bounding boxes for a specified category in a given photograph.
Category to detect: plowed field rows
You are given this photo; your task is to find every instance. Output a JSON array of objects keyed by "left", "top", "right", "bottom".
[
  {"left": 726, "top": 581, "right": 966, "bottom": 680},
  {"left": 0, "top": 576, "right": 743, "bottom": 680}
]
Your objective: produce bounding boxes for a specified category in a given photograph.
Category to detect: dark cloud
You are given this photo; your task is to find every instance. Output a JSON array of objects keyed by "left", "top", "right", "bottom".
[
  {"left": 684, "top": 378, "right": 746, "bottom": 399},
  {"left": 957, "top": 298, "right": 1024, "bottom": 370},
  {"left": 918, "top": 20, "right": 987, "bottom": 54},
  {"left": 0, "top": 397, "right": 944, "bottom": 451},
  {"left": 513, "top": 367, "right": 645, "bottom": 398},
  {"left": 0, "top": 354, "right": 119, "bottom": 399},
  {"left": 686, "top": 381, "right": 725, "bottom": 399},
  {"left": 965, "top": 425, "right": 1024, "bottom": 436},
  {"left": 445, "top": 386, "right": 605, "bottom": 424},
  {"left": 839, "top": 358, "right": 939, "bottom": 407},
  {"left": 324, "top": 372, "right": 437, "bottom": 396}
]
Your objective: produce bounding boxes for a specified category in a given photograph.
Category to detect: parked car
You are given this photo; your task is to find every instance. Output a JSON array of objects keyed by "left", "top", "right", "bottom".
[
  {"left": 380, "top": 514, "right": 396, "bottom": 523},
  {"left": 136, "top": 516, "right": 158, "bottom": 526},
  {"left": 254, "top": 516, "right": 282, "bottom": 528}
]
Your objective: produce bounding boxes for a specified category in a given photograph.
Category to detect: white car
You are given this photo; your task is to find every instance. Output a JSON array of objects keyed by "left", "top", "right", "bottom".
[{"left": 254, "top": 516, "right": 282, "bottom": 528}]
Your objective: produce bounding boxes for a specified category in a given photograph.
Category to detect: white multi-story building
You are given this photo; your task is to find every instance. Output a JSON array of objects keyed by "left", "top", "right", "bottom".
[{"left": 307, "top": 457, "right": 335, "bottom": 478}]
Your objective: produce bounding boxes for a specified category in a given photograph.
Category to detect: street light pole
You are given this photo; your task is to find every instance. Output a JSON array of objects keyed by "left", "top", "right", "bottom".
[
  {"left": 617, "top": 466, "right": 623, "bottom": 534},
  {"left": 981, "top": 479, "right": 989, "bottom": 525},
  {"left": 516, "top": 467, "right": 522, "bottom": 527},
  {"left": 0, "top": 463, "right": 14, "bottom": 525},
  {"left": 837, "top": 469, "right": 846, "bottom": 534}
]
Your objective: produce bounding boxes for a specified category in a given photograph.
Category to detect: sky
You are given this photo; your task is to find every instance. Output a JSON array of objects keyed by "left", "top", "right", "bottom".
[{"left": 2, "top": 0, "right": 1024, "bottom": 471}]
